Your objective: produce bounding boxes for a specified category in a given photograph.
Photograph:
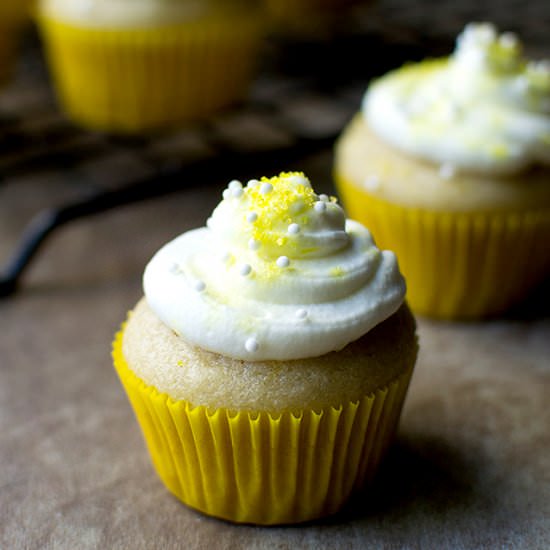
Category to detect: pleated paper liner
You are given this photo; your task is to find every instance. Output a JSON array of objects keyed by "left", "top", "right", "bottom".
[
  {"left": 335, "top": 174, "right": 550, "bottom": 320},
  {"left": 36, "top": 15, "right": 263, "bottom": 133},
  {"left": 112, "top": 328, "right": 415, "bottom": 525}
]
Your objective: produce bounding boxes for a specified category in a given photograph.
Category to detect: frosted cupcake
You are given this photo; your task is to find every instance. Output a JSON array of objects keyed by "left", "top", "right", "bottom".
[
  {"left": 334, "top": 23, "right": 550, "bottom": 319},
  {"left": 35, "top": 0, "right": 265, "bottom": 133},
  {"left": 0, "top": 1, "right": 33, "bottom": 84},
  {"left": 113, "top": 171, "right": 418, "bottom": 525}
]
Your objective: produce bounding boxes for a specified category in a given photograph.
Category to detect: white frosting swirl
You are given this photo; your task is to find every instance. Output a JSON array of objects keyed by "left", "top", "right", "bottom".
[
  {"left": 364, "top": 22, "right": 550, "bottom": 175},
  {"left": 144, "top": 172, "right": 406, "bottom": 360}
]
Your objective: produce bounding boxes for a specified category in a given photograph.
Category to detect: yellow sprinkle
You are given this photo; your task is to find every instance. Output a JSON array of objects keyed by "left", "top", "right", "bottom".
[
  {"left": 330, "top": 266, "right": 345, "bottom": 277},
  {"left": 245, "top": 172, "right": 316, "bottom": 253},
  {"left": 490, "top": 144, "right": 509, "bottom": 159},
  {"left": 225, "top": 255, "right": 236, "bottom": 267}
]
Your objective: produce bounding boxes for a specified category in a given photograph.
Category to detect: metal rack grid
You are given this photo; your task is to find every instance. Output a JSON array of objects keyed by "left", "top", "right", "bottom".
[{"left": 6, "top": 1, "right": 545, "bottom": 296}]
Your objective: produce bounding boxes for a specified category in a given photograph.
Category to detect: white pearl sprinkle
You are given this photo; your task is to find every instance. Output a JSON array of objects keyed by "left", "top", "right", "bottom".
[
  {"left": 288, "top": 223, "right": 300, "bottom": 235},
  {"left": 247, "top": 179, "right": 260, "bottom": 188},
  {"left": 319, "top": 194, "right": 329, "bottom": 202},
  {"left": 245, "top": 337, "right": 259, "bottom": 353},
  {"left": 223, "top": 189, "right": 231, "bottom": 200},
  {"left": 221, "top": 251, "right": 231, "bottom": 262},
  {"left": 314, "top": 201, "right": 327, "bottom": 213},
  {"left": 194, "top": 280, "right": 206, "bottom": 292},
  {"left": 295, "top": 308, "right": 308, "bottom": 320},
  {"left": 276, "top": 256, "right": 290, "bottom": 268},
  {"left": 247, "top": 212, "right": 258, "bottom": 223},
  {"left": 231, "top": 187, "right": 244, "bottom": 198},
  {"left": 528, "top": 60, "right": 550, "bottom": 79},
  {"left": 228, "top": 179, "right": 243, "bottom": 190},
  {"left": 239, "top": 263, "right": 252, "bottom": 276},
  {"left": 535, "top": 60, "right": 550, "bottom": 72},
  {"left": 499, "top": 32, "right": 518, "bottom": 49},
  {"left": 534, "top": 60, "right": 550, "bottom": 73},
  {"left": 248, "top": 239, "right": 261, "bottom": 251},
  {"left": 260, "top": 182, "right": 273, "bottom": 195},
  {"left": 169, "top": 263, "right": 181, "bottom": 275},
  {"left": 439, "top": 163, "right": 456, "bottom": 179}
]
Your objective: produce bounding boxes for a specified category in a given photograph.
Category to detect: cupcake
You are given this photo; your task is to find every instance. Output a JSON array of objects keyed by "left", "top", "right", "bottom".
[
  {"left": 35, "top": 0, "right": 265, "bottom": 133},
  {"left": 0, "top": 1, "right": 33, "bottom": 84},
  {"left": 112, "top": 171, "right": 418, "bottom": 525},
  {"left": 334, "top": 23, "right": 550, "bottom": 319}
]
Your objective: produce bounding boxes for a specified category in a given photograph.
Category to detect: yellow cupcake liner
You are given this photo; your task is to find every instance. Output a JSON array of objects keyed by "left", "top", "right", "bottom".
[
  {"left": 112, "top": 327, "right": 415, "bottom": 525},
  {"left": 336, "top": 173, "right": 550, "bottom": 319},
  {"left": 36, "top": 15, "right": 263, "bottom": 133}
]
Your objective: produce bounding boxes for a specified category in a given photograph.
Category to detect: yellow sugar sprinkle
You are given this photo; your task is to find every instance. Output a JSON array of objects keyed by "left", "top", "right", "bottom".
[
  {"left": 330, "top": 266, "right": 345, "bottom": 277},
  {"left": 489, "top": 143, "right": 510, "bottom": 159},
  {"left": 246, "top": 172, "right": 316, "bottom": 250},
  {"left": 225, "top": 255, "right": 236, "bottom": 268}
]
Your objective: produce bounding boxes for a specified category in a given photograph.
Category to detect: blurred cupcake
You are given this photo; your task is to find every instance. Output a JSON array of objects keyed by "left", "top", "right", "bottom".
[
  {"left": 0, "top": 1, "right": 33, "bottom": 84},
  {"left": 35, "top": 0, "right": 265, "bottom": 133},
  {"left": 334, "top": 23, "right": 550, "bottom": 319},
  {"left": 113, "top": 171, "right": 418, "bottom": 524}
]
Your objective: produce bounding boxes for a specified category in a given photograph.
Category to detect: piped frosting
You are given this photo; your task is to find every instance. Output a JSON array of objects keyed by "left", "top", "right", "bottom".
[
  {"left": 144, "top": 172, "right": 406, "bottom": 360},
  {"left": 364, "top": 22, "right": 550, "bottom": 175}
]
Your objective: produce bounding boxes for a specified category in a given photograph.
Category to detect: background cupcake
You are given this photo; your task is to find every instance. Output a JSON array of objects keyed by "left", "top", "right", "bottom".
[
  {"left": 113, "top": 172, "right": 418, "bottom": 525},
  {"left": 334, "top": 22, "right": 550, "bottom": 319},
  {"left": 35, "top": 0, "right": 265, "bottom": 133}
]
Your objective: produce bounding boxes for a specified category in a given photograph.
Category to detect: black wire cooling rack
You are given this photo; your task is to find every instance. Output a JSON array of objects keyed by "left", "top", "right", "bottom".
[
  {"left": 0, "top": 17, "right": 437, "bottom": 297},
  {"left": 10, "top": 0, "right": 547, "bottom": 297}
]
